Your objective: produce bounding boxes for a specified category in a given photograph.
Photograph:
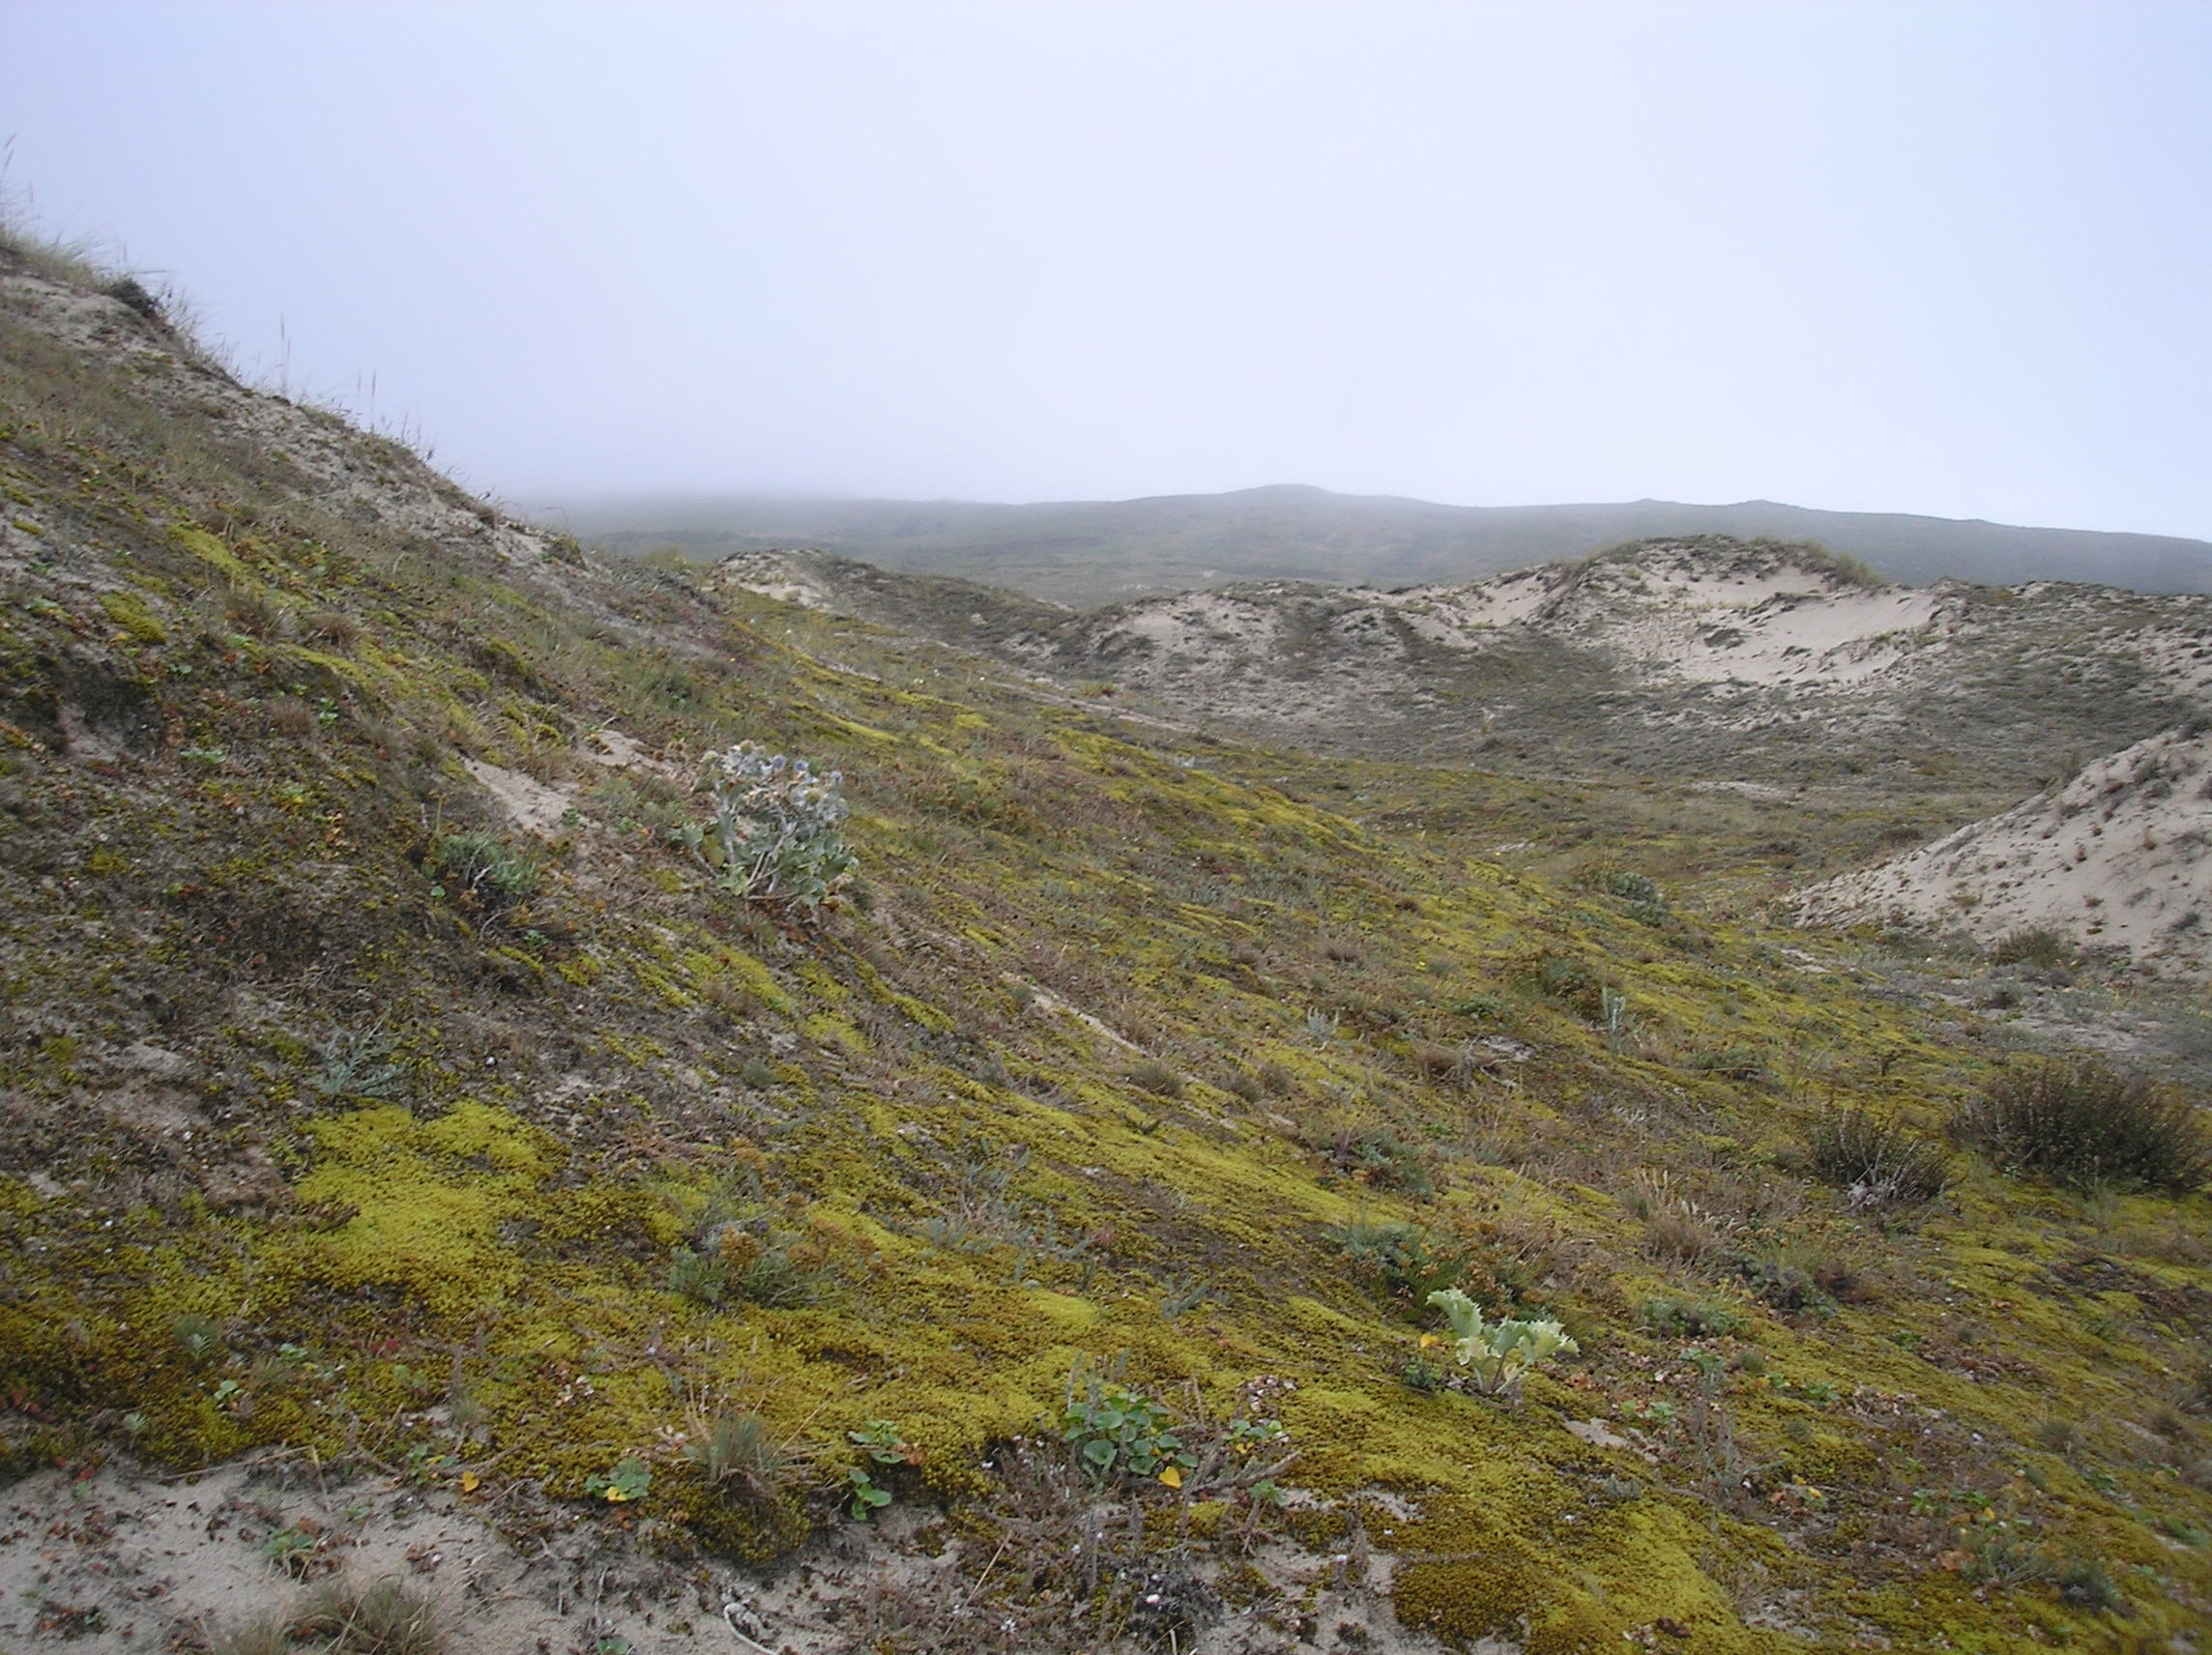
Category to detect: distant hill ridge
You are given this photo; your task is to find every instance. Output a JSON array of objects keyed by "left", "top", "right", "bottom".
[
  {"left": 707, "top": 536, "right": 2212, "bottom": 803},
  {"left": 556, "top": 483, "right": 2212, "bottom": 606}
]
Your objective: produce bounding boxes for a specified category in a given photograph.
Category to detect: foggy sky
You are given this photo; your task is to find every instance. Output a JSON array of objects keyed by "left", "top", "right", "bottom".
[{"left": 4, "top": 2, "right": 2208, "bottom": 539}]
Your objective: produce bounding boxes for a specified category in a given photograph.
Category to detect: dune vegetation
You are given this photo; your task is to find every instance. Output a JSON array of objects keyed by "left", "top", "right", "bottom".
[{"left": 3, "top": 232, "right": 2209, "bottom": 1653}]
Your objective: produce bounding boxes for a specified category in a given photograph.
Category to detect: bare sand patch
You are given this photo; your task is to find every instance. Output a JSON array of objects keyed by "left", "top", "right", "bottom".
[
  {"left": 0, "top": 1451, "right": 1470, "bottom": 1655},
  {"left": 462, "top": 757, "right": 573, "bottom": 838}
]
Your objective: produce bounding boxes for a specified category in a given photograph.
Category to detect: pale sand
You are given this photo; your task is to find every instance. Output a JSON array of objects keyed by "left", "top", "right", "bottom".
[{"left": 1799, "top": 724, "right": 2212, "bottom": 974}]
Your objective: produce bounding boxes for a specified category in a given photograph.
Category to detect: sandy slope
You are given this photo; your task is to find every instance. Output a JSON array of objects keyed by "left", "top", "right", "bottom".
[
  {"left": 0, "top": 1451, "right": 1461, "bottom": 1655},
  {"left": 1367, "top": 542, "right": 1954, "bottom": 688},
  {"left": 0, "top": 272, "right": 569, "bottom": 581},
  {"left": 0, "top": 1454, "right": 735, "bottom": 1653},
  {"left": 1798, "top": 725, "right": 2212, "bottom": 974}
]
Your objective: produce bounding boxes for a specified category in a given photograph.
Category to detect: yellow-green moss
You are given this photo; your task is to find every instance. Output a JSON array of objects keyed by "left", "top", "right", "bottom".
[
  {"left": 292, "top": 1103, "right": 554, "bottom": 1316},
  {"left": 98, "top": 589, "right": 167, "bottom": 644}
]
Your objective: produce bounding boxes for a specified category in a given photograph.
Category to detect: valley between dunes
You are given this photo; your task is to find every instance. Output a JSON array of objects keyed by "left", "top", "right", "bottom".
[{"left": 3, "top": 236, "right": 2209, "bottom": 1655}]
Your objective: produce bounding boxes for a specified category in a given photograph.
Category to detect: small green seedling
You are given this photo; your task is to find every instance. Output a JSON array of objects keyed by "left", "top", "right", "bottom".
[
  {"left": 845, "top": 1419, "right": 917, "bottom": 1520},
  {"left": 585, "top": 1456, "right": 652, "bottom": 1503},
  {"left": 1062, "top": 1366, "right": 1196, "bottom": 1487},
  {"left": 847, "top": 1467, "right": 891, "bottom": 1520},
  {"left": 264, "top": 1525, "right": 316, "bottom": 1577}
]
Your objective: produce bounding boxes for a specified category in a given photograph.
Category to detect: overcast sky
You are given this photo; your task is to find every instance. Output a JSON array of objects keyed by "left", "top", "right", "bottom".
[{"left": 5, "top": 2, "right": 2209, "bottom": 537}]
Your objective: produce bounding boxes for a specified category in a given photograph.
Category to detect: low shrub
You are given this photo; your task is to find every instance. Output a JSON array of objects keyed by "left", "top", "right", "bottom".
[
  {"left": 1954, "top": 1060, "right": 2209, "bottom": 1192},
  {"left": 1736, "top": 1251, "right": 1833, "bottom": 1315},
  {"left": 1328, "top": 1220, "right": 1466, "bottom": 1307},
  {"left": 102, "top": 274, "right": 163, "bottom": 318},
  {"left": 1641, "top": 1294, "right": 1746, "bottom": 1339},
  {"left": 1989, "top": 926, "right": 2072, "bottom": 969},
  {"left": 1582, "top": 867, "right": 1660, "bottom": 905},
  {"left": 671, "top": 1221, "right": 834, "bottom": 1309},
  {"left": 1449, "top": 992, "right": 1506, "bottom": 1022},
  {"left": 1807, "top": 1108, "right": 1951, "bottom": 1208},
  {"left": 1690, "top": 1046, "right": 1769, "bottom": 1084},
  {"left": 1522, "top": 953, "right": 1612, "bottom": 1021},
  {"left": 1324, "top": 1128, "right": 1434, "bottom": 1194},
  {"left": 670, "top": 1168, "right": 837, "bottom": 1308}
]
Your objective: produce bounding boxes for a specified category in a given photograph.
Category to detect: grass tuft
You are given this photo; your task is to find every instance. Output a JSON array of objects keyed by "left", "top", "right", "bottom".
[
  {"left": 1124, "top": 1060, "right": 1184, "bottom": 1098},
  {"left": 425, "top": 830, "right": 541, "bottom": 913},
  {"left": 201, "top": 1614, "right": 293, "bottom": 1655},
  {"left": 1807, "top": 1108, "right": 1951, "bottom": 1208},
  {"left": 683, "top": 1406, "right": 806, "bottom": 1505},
  {"left": 292, "top": 1576, "right": 446, "bottom": 1655}
]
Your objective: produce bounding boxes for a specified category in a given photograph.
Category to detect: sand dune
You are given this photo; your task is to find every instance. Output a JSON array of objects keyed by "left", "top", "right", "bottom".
[{"left": 1799, "top": 725, "right": 2212, "bottom": 974}]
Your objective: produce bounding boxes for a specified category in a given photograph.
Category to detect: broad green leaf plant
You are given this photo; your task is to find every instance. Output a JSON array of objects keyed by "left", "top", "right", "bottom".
[{"left": 1425, "top": 1288, "right": 1580, "bottom": 1401}]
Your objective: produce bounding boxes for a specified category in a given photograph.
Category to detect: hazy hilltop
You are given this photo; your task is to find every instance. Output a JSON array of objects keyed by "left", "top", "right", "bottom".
[{"left": 556, "top": 484, "right": 2212, "bottom": 606}]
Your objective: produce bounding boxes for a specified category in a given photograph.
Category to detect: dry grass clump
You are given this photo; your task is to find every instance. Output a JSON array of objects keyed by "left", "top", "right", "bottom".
[
  {"left": 292, "top": 1576, "right": 446, "bottom": 1655},
  {"left": 1405, "top": 1037, "right": 1487, "bottom": 1087},
  {"left": 1688, "top": 1045, "right": 1769, "bottom": 1084},
  {"left": 2034, "top": 1415, "right": 2083, "bottom": 1454},
  {"left": 267, "top": 696, "right": 317, "bottom": 737},
  {"left": 1954, "top": 1060, "right": 2209, "bottom": 1192},
  {"left": 1124, "top": 1060, "right": 1184, "bottom": 1097},
  {"left": 1641, "top": 1204, "right": 1721, "bottom": 1264},
  {"left": 0, "top": 214, "right": 120, "bottom": 289},
  {"left": 224, "top": 584, "right": 291, "bottom": 639},
  {"left": 306, "top": 607, "right": 361, "bottom": 650},
  {"left": 197, "top": 1614, "right": 293, "bottom": 1655},
  {"left": 1807, "top": 1108, "right": 1951, "bottom": 1208},
  {"left": 1620, "top": 1170, "right": 1738, "bottom": 1264}
]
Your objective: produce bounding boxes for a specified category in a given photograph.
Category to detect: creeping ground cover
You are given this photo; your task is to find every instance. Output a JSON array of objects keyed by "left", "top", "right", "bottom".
[{"left": 2, "top": 231, "right": 2210, "bottom": 1652}]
